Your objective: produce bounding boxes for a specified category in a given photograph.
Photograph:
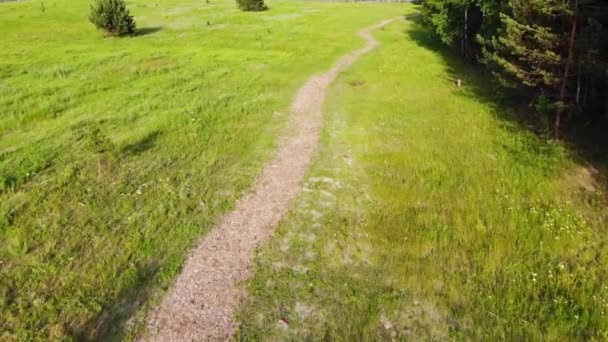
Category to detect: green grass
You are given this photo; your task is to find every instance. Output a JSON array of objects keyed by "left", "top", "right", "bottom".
[
  {"left": 237, "top": 13, "right": 608, "bottom": 340},
  {"left": 0, "top": 0, "right": 405, "bottom": 339}
]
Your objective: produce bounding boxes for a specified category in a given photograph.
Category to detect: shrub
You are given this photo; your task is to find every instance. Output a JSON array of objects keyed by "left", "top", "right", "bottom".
[
  {"left": 236, "top": 0, "right": 267, "bottom": 12},
  {"left": 73, "top": 122, "right": 115, "bottom": 154},
  {"left": 89, "top": 0, "right": 136, "bottom": 36}
]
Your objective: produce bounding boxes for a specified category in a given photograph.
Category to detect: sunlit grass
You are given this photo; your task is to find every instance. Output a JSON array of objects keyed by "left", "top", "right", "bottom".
[
  {"left": 237, "top": 14, "right": 608, "bottom": 340},
  {"left": 0, "top": 0, "right": 405, "bottom": 339}
]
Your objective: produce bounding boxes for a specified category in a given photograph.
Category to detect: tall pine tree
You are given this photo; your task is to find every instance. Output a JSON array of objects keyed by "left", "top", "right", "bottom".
[
  {"left": 422, "top": 0, "right": 608, "bottom": 138},
  {"left": 480, "top": 0, "right": 577, "bottom": 138}
]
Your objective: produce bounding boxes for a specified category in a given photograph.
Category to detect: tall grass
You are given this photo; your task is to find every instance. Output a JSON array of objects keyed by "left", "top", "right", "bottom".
[
  {"left": 0, "top": 0, "right": 405, "bottom": 339},
  {"left": 237, "top": 13, "right": 608, "bottom": 340}
]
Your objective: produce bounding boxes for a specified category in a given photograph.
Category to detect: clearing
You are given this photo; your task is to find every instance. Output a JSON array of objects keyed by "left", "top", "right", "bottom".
[
  {"left": 0, "top": 0, "right": 402, "bottom": 340},
  {"left": 1, "top": 0, "right": 607, "bottom": 340}
]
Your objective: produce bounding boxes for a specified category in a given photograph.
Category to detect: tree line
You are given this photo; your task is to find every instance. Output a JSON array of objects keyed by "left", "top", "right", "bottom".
[{"left": 421, "top": 0, "right": 608, "bottom": 139}]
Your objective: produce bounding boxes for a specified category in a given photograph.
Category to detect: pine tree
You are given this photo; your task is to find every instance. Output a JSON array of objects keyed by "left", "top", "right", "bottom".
[
  {"left": 236, "top": 0, "right": 267, "bottom": 12},
  {"left": 422, "top": 0, "right": 608, "bottom": 138},
  {"left": 480, "top": 0, "right": 578, "bottom": 138},
  {"left": 89, "top": 0, "right": 137, "bottom": 36}
]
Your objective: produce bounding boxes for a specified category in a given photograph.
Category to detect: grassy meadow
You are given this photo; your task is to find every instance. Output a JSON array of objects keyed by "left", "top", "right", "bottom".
[
  {"left": 237, "top": 13, "right": 608, "bottom": 340},
  {"left": 0, "top": 0, "right": 405, "bottom": 339}
]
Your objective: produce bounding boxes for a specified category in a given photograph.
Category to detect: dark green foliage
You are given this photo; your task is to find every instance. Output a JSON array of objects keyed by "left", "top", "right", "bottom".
[
  {"left": 89, "top": 0, "right": 136, "bottom": 36},
  {"left": 576, "top": 1, "right": 608, "bottom": 122},
  {"left": 480, "top": 1, "right": 569, "bottom": 90},
  {"left": 236, "top": 0, "right": 267, "bottom": 12},
  {"left": 421, "top": 0, "right": 608, "bottom": 138},
  {"left": 422, "top": 0, "right": 490, "bottom": 58},
  {"left": 422, "top": 0, "right": 505, "bottom": 57},
  {"left": 480, "top": 0, "right": 576, "bottom": 137},
  {"left": 72, "top": 122, "right": 115, "bottom": 154},
  {"left": 422, "top": 0, "right": 473, "bottom": 45}
]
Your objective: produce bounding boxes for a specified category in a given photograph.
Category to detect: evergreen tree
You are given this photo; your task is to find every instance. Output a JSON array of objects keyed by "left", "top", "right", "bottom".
[
  {"left": 89, "top": 0, "right": 137, "bottom": 36},
  {"left": 236, "top": 0, "right": 267, "bottom": 12},
  {"left": 423, "top": 0, "right": 482, "bottom": 58},
  {"left": 421, "top": 0, "right": 608, "bottom": 138},
  {"left": 480, "top": 0, "right": 576, "bottom": 138}
]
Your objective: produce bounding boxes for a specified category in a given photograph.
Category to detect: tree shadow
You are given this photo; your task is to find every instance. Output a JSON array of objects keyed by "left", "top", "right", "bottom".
[
  {"left": 69, "top": 261, "right": 160, "bottom": 341},
  {"left": 403, "top": 12, "right": 608, "bottom": 190},
  {"left": 564, "top": 121, "right": 608, "bottom": 188},
  {"left": 121, "top": 131, "right": 162, "bottom": 156},
  {"left": 136, "top": 27, "right": 163, "bottom": 37}
]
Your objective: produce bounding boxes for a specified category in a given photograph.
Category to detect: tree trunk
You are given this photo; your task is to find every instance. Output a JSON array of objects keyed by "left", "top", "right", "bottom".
[
  {"left": 464, "top": 5, "right": 468, "bottom": 59},
  {"left": 555, "top": 0, "right": 578, "bottom": 139}
]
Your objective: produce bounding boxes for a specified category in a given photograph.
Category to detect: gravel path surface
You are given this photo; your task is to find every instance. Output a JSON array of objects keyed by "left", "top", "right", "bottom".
[{"left": 143, "top": 17, "right": 398, "bottom": 341}]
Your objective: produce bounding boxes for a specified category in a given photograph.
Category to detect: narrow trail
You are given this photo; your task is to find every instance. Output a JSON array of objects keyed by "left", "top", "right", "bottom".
[{"left": 144, "top": 17, "right": 398, "bottom": 341}]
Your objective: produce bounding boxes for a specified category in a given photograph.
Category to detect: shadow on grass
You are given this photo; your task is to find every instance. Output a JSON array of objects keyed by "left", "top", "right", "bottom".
[
  {"left": 69, "top": 262, "right": 160, "bottom": 341},
  {"left": 121, "top": 131, "right": 163, "bottom": 156},
  {"left": 403, "top": 13, "right": 608, "bottom": 190},
  {"left": 137, "top": 27, "right": 163, "bottom": 36}
]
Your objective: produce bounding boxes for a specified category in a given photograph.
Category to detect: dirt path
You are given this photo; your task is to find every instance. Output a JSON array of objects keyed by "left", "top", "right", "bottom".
[{"left": 143, "top": 17, "right": 398, "bottom": 341}]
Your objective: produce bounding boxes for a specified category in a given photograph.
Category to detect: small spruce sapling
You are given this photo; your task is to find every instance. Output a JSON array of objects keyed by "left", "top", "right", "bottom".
[
  {"left": 236, "top": 0, "right": 267, "bottom": 12},
  {"left": 89, "top": 0, "right": 137, "bottom": 36}
]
